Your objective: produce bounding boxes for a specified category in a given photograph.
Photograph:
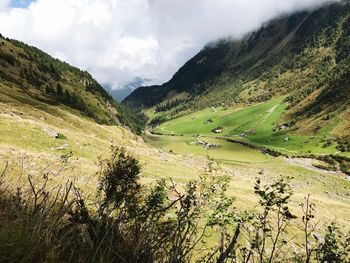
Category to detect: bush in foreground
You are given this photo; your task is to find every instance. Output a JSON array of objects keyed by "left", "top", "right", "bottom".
[{"left": 0, "top": 147, "right": 349, "bottom": 262}]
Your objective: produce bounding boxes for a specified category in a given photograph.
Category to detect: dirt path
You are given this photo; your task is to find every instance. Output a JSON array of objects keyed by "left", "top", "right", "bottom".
[
  {"left": 284, "top": 158, "right": 326, "bottom": 173},
  {"left": 284, "top": 157, "right": 348, "bottom": 178},
  {"left": 267, "top": 104, "right": 279, "bottom": 114},
  {"left": 260, "top": 104, "right": 279, "bottom": 125},
  {"left": 158, "top": 126, "right": 174, "bottom": 134}
]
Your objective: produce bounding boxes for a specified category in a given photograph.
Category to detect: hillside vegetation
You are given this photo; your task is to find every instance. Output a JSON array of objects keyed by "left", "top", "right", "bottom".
[
  {"left": 0, "top": 33, "right": 349, "bottom": 239},
  {"left": 0, "top": 34, "right": 145, "bottom": 132},
  {"left": 0, "top": 147, "right": 349, "bottom": 262},
  {"left": 153, "top": 97, "right": 349, "bottom": 154},
  {"left": 0, "top": 2, "right": 350, "bottom": 262},
  {"left": 124, "top": 1, "right": 350, "bottom": 142}
]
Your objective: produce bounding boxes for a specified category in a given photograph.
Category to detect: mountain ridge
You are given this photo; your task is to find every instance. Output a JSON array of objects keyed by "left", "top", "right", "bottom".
[
  {"left": 123, "top": 1, "right": 350, "bottom": 140},
  {"left": 0, "top": 34, "right": 143, "bottom": 132}
]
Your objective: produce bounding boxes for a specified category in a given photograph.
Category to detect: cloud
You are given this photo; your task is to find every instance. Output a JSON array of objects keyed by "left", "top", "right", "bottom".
[
  {"left": 0, "top": 0, "right": 340, "bottom": 89},
  {"left": 0, "top": 0, "right": 10, "bottom": 11}
]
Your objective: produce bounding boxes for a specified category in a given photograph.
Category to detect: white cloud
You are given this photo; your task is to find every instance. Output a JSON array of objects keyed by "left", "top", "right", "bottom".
[
  {"left": 0, "top": 0, "right": 10, "bottom": 11},
  {"left": 0, "top": 0, "right": 340, "bottom": 89}
]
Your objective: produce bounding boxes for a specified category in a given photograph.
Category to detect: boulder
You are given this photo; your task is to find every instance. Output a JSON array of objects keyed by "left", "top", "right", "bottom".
[{"left": 44, "top": 128, "right": 59, "bottom": 139}]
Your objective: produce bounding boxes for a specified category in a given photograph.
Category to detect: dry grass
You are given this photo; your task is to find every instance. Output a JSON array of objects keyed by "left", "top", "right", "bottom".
[{"left": 0, "top": 83, "right": 350, "bottom": 232}]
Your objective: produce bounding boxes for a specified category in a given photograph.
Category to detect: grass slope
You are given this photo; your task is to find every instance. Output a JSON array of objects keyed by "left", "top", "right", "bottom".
[
  {"left": 0, "top": 26, "right": 349, "bottom": 243},
  {"left": 125, "top": 1, "right": 350, "bottom": 142},
  {"left": 0, "top": 34, "right": 144, "bottom": 132},
  {"left": 154, "top": 98, "right": 347, "bottom": 156},
  {"left": 146, "top": 134, "right": 272, "bottom": 164},
  {"left": 0, "top": 71, "right": 350, "bottom": 234},
  {"left": 0, "top": 82, "right": 208, "bottom": 188}
]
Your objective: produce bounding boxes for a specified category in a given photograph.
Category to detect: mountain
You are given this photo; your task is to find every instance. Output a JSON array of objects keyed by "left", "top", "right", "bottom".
[
  {"left": 106, "top": 84, "right": 133, "bottom": 102},
  {"left": 105, "top": 77, "right": 151, "bottom": 102},
  {"left": 0, "top": 33, "right": 210, "bottom": 194},
  {"left": 1, "top": 5, "right": 350, "bottom": 262},
  {"left": 0, "top": 34, "right": 142, "bottom": 132},
  {"left": 123, "top": 1, "right": 350, "bottom": 139}
]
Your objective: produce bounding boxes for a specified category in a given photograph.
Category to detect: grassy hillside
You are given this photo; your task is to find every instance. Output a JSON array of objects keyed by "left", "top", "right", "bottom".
[
  {"left": 1, "top": 79, "right": 350, "bottom": 229},
  {"left": 0, "top": 33, "right": 350, "bottom": 262},
  {"left": 0, "top": 37, "right": 349, "bottom": 223},
  {"left": 124, "top": 1, "right": 350, "bottom": 141},
  {"left": 0, "top": 39, "right": 200, "bottom": 186},
  {"left": 153, "top": 97, "right": 349, "bottom": 155},
  {"left": 0, "top": 34, "right": 145, "bottom": 132}
]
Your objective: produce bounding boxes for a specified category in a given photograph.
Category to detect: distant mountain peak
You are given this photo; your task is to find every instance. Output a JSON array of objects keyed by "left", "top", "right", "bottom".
[{"left": 105, "top": 77, "right": 152, "bottom": 102}]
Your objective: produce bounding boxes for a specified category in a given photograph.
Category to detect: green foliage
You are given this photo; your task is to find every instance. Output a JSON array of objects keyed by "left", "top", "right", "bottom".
[
  {"left": 155, "top": 98, "right": 185, "bottom": 112},
  {"left": 0, "top": 49, "right": 17, "bottom": 66},
  {"left": 0, "top": 148, "right": 349, "bottom": 262},
  {"left": 68, "top": 148, "right": 241, "bottom": 262},
  {"left": 247, "top": 177, "right": 296, "bottom": 262},
  {"left": 0, "top": 36, "right": 142, "bottom": 133},
  {"left": 56, "top": 82, "right": 63, "bottom": 96},
  {"left": 337, "top": 141, "right": 350, "bottom": 152},
  {"left": 125, "top": 2, "right": 350, "bottom": 138},
  {"left": 97, "top": 146, "right": 141, "bottom": 211},
  {"left": 316, "top": 223, "right": 350, "bottom": 263},
  {"left": 56, "top": 133, "right": 67, "bottom": 140},
  {"left": 116, "top": 104, "right": 148, "bottom": 134}
]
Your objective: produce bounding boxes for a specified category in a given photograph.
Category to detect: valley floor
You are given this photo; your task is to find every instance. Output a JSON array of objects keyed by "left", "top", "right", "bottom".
[
  {"left": 1, "top": 87, "right": 350, "bottom": 233},
  {"left": 153, "top": 98, "right": 350, "bottom": 157},
  {"left": 145, "top": 131, "right": 350, "bottom": 231}
]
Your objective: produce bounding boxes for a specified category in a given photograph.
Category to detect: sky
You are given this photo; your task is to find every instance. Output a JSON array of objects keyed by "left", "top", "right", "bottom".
[
  {"left": 10, "top": 0, "right": 32, "bottom": 8},
  {"left": 0, "top": 0, "right": 340, "bottom": 89}
]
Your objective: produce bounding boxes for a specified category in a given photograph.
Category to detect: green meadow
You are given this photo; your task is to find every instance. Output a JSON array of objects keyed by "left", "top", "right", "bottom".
[
  {"left": 145, "top": 134, "right": 272, "bottom": 164},
  {"left": 154, "top": 97, "right": 343, "bottom": 156}
]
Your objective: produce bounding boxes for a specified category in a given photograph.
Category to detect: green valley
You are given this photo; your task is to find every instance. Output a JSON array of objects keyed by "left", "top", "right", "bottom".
[
  {"left": 0, "top": 1, "right": 350, "bottom": 262},
  {"left": 125, "top": 1, "right": 350, "bottom": 152},
  {"left": 124, "top": 1, "right": 350, "bottom": 177},
  {"left": 151, "top": 97, "right": 345, "bottom": 156}
]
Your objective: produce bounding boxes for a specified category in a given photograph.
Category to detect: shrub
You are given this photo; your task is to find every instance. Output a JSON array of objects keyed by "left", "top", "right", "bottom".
[
  {"left": 0, "top": 149, "right": 349, "bottom": 262},
  {"left": 0, "top": 50, "right": 17, "bottom": 66},
  {"left": 316, "top": 224, "right": 350, "bottom": 263},
  {"left": 57, "top": 133, "right": 67, "bottom": 140}
]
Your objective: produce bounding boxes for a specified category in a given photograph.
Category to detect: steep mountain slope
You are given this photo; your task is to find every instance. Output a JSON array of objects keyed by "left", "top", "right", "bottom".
[
  {"left": 0, "top": 34, "right": 143, "bottom": 132},
  {"left": 124, "top": 1, "right": 350, "bottom": 139},
  {"left": 0, "top": 34, "right": 211, "bottom": 189},
  {"left": 0, "top": 17, "right": 350, "bottom": 262}
]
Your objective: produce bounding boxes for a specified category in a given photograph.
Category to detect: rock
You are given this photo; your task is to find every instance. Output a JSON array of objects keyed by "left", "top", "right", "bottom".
[
  {"left": 136, "top": 136, "right": 144, "bottom": 143},
  {"left": 205, "top": 143, "right": 220, "bottom": 149},
  {"left": 56, "top": 143, "right": 69, "bottom": 150},
  {"left": 44, "top": 128, "right": 59, "bottom": 139},
  {"left": 313, "top": 233, "right": 325, "bottom": 244}
]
